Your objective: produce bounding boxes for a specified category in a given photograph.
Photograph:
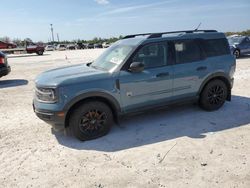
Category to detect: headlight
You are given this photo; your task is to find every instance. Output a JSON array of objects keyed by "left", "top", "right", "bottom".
[{"left": 36, "top": 87, "right": 58, "bottom": 103}]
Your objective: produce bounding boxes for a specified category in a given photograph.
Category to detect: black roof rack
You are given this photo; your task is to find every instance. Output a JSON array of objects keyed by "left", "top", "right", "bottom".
[{"left": 123, "top": 30, "right": 218, "bottom": 39}]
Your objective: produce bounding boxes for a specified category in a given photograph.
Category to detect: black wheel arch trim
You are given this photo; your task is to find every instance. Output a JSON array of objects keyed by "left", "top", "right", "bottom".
[
  {"left": 63, "top": 91, "right": 121, "bottom": 128},
  {"left": 64, "top": 91, "right": 121, "bottom": 119},
  {"left": 234, "top": 48, "right": 240, "bottom": 53}
]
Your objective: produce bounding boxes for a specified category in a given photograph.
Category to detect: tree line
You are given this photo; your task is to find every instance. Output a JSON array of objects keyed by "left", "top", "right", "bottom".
[
  {"left": 225, "top": 29, "right": 250, "bottom": 36},
  {"left": 1, "top": 29, "right": 249, "bottom": 47},
  {"left": 0, "top": 36, "right": 123, "bottom": 47}
]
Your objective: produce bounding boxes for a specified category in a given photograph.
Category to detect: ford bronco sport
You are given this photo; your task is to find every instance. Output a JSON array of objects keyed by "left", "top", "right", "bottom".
[{"left": 33, "top": 30, "right": 235, "bottom": 141}]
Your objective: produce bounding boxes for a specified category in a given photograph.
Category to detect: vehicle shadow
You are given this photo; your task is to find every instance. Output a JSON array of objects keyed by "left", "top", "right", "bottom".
[
  {"left": 0, "top": 79, "right": 28, "bottom": 89},
  {"left": 7, "top": 54, "right": 50, "bottom": 58},
  {"left": 54, "top": 95, "right": 250, "bottom": 152}
]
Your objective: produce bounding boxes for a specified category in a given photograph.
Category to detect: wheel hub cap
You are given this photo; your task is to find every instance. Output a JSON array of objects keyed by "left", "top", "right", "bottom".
[{"left": 79, "top": 109, "right": 107, "bottom": 135}]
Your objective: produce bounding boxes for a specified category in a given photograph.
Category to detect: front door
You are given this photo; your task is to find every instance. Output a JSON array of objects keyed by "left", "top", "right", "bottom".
[{"left": 119, "top": 42, "right": 174, "bottom": 113}]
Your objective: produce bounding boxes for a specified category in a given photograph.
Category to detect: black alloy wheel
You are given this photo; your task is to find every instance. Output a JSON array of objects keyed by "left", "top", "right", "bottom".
[
  {"left": 200, "top": 79, "right": 228, "bottom": 111},
  {"left": 69, "top": 101, "right": 113, "bottom": 141},
  {"left": 79, "top": 109, "right": 107, "bottom": 136}
]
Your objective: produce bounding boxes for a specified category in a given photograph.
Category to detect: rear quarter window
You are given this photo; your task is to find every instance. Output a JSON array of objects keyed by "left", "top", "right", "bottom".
[
  {"left": 202, "top": 38, "right": 230, "bottom": 57},
  {"left": 174, "top": 40, "right": 203, "bottom": 64}
]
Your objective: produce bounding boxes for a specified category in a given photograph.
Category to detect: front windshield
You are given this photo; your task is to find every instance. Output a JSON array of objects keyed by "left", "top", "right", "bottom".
[
  {"left": 91, "top": 42, "right": 134, "bottom": 72},
  {"left": 227, "top": 37, "right": 244, "bottom": 45}
]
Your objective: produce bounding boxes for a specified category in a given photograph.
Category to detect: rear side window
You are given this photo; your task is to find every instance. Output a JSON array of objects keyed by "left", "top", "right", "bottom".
[
  {"left": 174, "top": 40, "right": 203, "bottom": 64},
  {"left": 202, "top": 38, "right": 230, "bottom": 57}
]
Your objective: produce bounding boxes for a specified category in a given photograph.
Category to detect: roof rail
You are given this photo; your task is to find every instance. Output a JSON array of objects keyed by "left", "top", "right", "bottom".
[{"left": 123, "top": 30, "right": 218, "bottom": 39}]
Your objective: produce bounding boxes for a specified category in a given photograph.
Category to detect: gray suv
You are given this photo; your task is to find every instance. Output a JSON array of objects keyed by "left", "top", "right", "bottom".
[
  {"left": 33, "top": 30, "right": 236, "bottom": 141},
  {"left": 227, "top": 35, "right": 250, "bottom": 58}
]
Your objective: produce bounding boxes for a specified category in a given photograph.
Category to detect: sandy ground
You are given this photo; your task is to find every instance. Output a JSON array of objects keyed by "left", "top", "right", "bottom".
[{"left": 0, "top": 49, "right": 250, "bottom": 188}]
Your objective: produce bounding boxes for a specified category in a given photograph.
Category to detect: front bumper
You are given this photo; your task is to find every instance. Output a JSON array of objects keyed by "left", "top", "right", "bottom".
[
  {"left": 33, "top": 103, "right": 65, "bottom": 131},
  {"left": 0, "top": 65, "right": 11, "bottom": 77}
]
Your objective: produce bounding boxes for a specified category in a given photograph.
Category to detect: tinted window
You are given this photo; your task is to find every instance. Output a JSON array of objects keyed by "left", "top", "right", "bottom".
[
  {"left": 202, "top": 38, "right": 230, "bottom": 57},
  {"left": 133, "top": 43, "right": 167, "bottom": 69},
  {"left": 243, "top": 37, "right": 250, "bottom": 44},
  {"left": 174, "top": 40, "right": 202, "bottom": 64}
]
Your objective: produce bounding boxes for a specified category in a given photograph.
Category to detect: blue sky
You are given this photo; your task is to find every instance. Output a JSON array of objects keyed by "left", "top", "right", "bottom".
[{"left": 1, "top": 0, "right": 250, "bottom": 42}]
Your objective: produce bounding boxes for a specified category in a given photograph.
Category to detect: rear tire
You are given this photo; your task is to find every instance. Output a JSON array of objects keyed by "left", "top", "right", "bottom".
[
  {"left": 37, "top": 51, "right": 44, "bottom": 55},
  {"left": 199, "top": 80, "right": 228, "bottom": 111},
  {"left": 69, "top": 101, "right": 113, "bottom": 141},
  {"left": 233, "top": 49, "right": 240, "bottom": 59}
]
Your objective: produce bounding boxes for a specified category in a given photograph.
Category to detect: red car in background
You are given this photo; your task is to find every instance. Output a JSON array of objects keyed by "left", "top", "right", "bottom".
[
  {"left": 26, "top": 42, "right": 45, "bottom": 55},
  {"left": 0, "top": 41, "right": 17, "bottom": 49}
]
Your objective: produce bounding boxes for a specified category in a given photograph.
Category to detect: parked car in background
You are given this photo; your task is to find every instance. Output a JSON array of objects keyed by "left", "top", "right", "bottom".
[
  {"left": 34, "top": 30, "right": 235, "bottom": 141},
  {"left": 26, "top": 43, "right": 45, "bottom": 55},
  {"left": 87, "top": 43, "right": 94, "bottom": 49},
  {"left": 45, "top": 45, "right": 55, "bottom": 51},
  {"left": 94, "top": 43, "right": 103, "bottom": 48},
  {"left": 67, "top": 44, "right": 76, "bottom": 50},
  {"left": 0, "top": 51, "right": 11, "bottom": 78},
  {"left": 76, "top": 42, "right": 87, "bottom": 49},
  {"left": 102, "top": 42, "right": 111, "bottom": 48},
  {"left": 227, "top": 35, "right": 250, "bottom": 58},
  {"left": 0, "top": 41, "right": 17, "bottom": 49},
  {"left": 56, "top": 44, "right": 67, "bottom": 51}
]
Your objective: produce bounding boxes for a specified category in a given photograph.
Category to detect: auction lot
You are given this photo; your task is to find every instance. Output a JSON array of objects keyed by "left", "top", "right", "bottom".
[{"left": 0, "top": 49, "right": 250, "bottom": 187}]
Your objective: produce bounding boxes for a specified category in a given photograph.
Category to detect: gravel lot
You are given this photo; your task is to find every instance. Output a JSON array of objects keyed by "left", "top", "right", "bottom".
[{"left": 0, "top": 49, "right": 250, "bottom": 188}]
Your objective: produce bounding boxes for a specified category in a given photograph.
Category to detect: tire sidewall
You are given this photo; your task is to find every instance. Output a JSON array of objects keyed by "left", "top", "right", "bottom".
[
  {"left": 69, "top": 101, "right": 113, "bottom": 141},
  {"left": 38, "top": 51, "right": 43, "bottom": 55},
  {"left": 200, "top": 80, "right": 228, "bottom": 111},
  {"left": 234, "top": 49, "right": 240, "bottom": 58}
]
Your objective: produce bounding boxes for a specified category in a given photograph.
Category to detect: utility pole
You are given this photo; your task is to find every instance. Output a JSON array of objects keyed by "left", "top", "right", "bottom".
[
  {"left": 50, "top": 24, "right": 54, "bottom": 42},
  {"left": 57, "top": 33, "right": 60, "bottom": 43}
]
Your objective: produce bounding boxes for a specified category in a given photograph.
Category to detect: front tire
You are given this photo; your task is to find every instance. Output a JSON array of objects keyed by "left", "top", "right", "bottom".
[
  {"left": 199, "top": 80, "right": 228, "bottom": 111},
  {"left": 69, "top": 101, "right": 113, "bottom": 141}
]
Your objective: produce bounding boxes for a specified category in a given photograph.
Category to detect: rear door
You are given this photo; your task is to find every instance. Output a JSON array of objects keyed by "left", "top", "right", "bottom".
[{"left": 171, "top": 39, "right": 208, "bottom": 99}]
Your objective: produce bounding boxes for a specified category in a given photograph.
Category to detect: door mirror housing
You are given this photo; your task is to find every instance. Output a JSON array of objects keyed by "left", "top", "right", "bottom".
[{"left": 129, "top": 62, "right": 144, "bottom": 73}]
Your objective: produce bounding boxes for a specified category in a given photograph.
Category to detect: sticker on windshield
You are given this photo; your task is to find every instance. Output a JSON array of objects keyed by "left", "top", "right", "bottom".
[{"left": 110, "top": 57, "right": 123, "bottom": 65}]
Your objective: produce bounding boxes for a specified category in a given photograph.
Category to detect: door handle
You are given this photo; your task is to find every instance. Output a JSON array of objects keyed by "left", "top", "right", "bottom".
[
  {"left": 156, "top": 72, "right": 169, "bottom": 78},
  {"left": 196, "top": 66, "right": 207, "bottom": 71}
]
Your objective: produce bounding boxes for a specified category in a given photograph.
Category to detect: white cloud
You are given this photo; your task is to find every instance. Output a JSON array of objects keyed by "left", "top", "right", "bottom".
[
  {"left": 95, "top": 0, "right": 109, "bottom": 5},
  {"left": 101, "top": 0, "right": 176, "bottom": 15}
]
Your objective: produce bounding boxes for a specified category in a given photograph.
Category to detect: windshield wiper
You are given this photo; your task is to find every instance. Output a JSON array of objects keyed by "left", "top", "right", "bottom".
[
  {"left": 86, "top": 62, "right": 93, "bottom": 67},
  {"left": 90, "top": 65, "right": 107, "bottom": 71}
]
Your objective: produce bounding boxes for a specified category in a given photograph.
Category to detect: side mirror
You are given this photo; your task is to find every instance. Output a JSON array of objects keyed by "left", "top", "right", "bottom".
[{"left": 129, "top": 62, "right": 144, "bottom": 73}]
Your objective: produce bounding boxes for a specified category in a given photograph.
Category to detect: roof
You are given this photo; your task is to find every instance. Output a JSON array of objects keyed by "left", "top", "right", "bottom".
[{"left": 122, "top": 30, "right": 226, "bottom": 43}]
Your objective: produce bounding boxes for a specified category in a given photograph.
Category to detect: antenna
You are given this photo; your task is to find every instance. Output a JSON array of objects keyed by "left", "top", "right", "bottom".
[{"left": 195, "top": 23, "right": 202, "bottom": 31}]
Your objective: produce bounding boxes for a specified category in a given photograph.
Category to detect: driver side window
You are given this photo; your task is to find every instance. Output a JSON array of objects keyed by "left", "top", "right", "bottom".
[{"left": 132, "top": 43, "right": 167, "bottom": 69}]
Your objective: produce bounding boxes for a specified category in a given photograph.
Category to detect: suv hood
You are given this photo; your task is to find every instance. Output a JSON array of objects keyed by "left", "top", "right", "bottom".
[
  {"left": 229, "top": 42, "right": 239, "bottom": 47},
  {"left": 35, "top": 63, "right": 108, "bottom": 87}
]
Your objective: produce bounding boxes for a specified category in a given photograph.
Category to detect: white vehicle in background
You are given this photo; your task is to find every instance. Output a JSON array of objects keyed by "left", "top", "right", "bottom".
[
  {"left": 102, "top": 42, "right": 111, "bottom": 48},
  {"left": 45, "top": 45, "right": 55, "bottom": 51},
  {"left": 56, "top": 44, "right": 67, "bottom": 51}
]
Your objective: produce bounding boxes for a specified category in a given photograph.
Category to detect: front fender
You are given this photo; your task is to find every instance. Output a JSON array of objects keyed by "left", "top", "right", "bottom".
[{"left": 63, "top": 90, "right": 121, "bottom": 113}]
